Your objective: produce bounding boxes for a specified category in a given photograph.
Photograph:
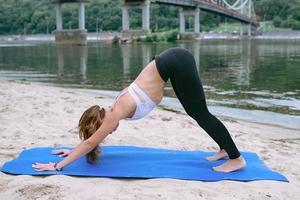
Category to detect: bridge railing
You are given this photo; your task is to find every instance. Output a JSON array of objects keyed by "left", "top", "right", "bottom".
[
  {"left": 199, "top": 0, "right": 243, "bottom": 15},
  {"left": 197, "top": 0, "right": 257, "bottom": 24}
]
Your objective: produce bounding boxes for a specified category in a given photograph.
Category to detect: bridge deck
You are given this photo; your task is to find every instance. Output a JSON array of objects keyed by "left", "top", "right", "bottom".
[{"left": 124, "top": 0, "right": 258, "bottom": 26}]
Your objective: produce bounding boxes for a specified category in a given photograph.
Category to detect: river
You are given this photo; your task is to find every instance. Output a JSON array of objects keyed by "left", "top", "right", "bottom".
[{"left": 0, "top": 40, "right": 299, "bottom": 129}]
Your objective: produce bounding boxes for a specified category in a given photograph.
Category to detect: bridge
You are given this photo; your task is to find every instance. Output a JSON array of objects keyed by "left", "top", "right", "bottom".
[
  {"left": 50, "top": 0, "right": 258, "bottom": 44},
  {"left": 155, "top": 0, "right": 257, "bottom": 25},
  {"left": 122, "top": 0, "right": 258, "bottom": 35}
]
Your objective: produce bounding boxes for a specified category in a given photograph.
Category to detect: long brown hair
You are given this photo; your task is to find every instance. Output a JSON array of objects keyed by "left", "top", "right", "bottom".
[{"left": 78, "top": 105, "right": 106, "bottom": 163}]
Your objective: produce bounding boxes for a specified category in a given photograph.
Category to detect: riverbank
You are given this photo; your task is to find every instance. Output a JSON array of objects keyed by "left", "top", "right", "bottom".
[
  {"left": 0, "top": 80, "right": 299, "bottom": 200},
  {"left": 198, "top": 31, "right": 300, "bottom": 40},
  {"left": 1, "top": 31, "right": 300, "bottom": 42},
  {"left": 78, "top": 88, "right": 300, "bottom": 130}
]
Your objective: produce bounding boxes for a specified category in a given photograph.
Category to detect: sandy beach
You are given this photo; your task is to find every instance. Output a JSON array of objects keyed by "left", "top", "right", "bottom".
[{"left": 0, "top": 80, "right": 299, "bottom": 200}]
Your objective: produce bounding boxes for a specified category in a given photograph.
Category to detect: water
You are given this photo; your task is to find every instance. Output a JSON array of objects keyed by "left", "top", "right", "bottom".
[{"left": 0, "top": 40, "right": 299, "bottom": 129}]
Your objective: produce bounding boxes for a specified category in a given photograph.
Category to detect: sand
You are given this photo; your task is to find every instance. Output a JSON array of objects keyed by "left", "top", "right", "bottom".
[{"left": 0, "top": 80, "right": 299, "bottom": 200}]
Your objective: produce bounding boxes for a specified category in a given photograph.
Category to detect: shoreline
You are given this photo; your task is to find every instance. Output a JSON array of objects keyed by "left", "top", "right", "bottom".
[
  {"left": 1, "top": 80, "right": 300, "bottom": 199},
  {"left": 60, "top": 83, "right": 300, "bottom": 130},
  {"left": 2, "top": 80, "right": 299, "bottom": 130},
  {"left": 1, "top": 31, "right": 300, "bottom": 42}
]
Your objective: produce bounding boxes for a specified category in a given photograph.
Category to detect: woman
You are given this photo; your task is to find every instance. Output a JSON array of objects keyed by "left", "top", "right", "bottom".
[{"left": 33, "top": 47, "right": 246, "bottom": 173}]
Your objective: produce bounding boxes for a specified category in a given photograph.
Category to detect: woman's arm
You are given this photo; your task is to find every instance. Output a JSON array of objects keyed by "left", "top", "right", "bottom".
[
  {"left": 33, "top": 111, "right": 121, "bottom": 171},
  {"left": 56, "top": 114, "right": 119, "bottom": 169}
]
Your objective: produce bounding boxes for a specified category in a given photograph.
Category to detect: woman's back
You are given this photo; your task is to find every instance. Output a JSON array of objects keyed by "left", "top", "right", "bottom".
[
  {"left": 113, "top": 60, "right": 165, "bottom": 120},
  {"left": 134, "top": 60, "right": 165, "bottom": 104}
]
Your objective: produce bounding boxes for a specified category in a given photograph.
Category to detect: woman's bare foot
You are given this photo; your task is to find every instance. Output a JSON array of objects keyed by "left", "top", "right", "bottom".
[
  {"left": 206, "top": 149, "right": 228, "bottom": 161},
  {"left": 213, "top": 156, "right": 246, "bottom": 173}
]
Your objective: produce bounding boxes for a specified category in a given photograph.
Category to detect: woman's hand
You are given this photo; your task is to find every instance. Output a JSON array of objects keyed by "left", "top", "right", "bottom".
[
  {"left": 32, "top": 162, "right": 56, "bottom": 171},
  {"left": 52, "top": 149, "right": 72, "bottom": 157}
]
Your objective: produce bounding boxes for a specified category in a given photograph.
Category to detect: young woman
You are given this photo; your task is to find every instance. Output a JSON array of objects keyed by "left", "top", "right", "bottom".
[{"left": 33, "top": 47, "right": 246, "bottom": 173}]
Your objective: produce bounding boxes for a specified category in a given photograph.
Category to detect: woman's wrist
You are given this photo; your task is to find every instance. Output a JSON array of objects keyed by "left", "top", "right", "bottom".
[{"left": 54, "top": 163, "right": 62, "bottom": 171}]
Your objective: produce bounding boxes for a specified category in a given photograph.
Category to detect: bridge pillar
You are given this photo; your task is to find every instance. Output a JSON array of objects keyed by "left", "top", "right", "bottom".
[
  {"left": 55, "top": 3, "right": 63, "bottom": 31},
  {"left": 240, "top": 0, "right": 244, "bottom": 36},
  {"left": 142, "top": 0, "right": 150, "bottom": 31},
  {"left": 122, "top": 6, "right": 130, "bottom": 31},
  {"left": 78, "top": 2, "right": 85, "bottom": 30},
  {"left": 179, "top": 7, "right": 201, "bottom": 35},
  {"left": 248, "top": 25, "right": 251, "bottom": 36},
  {"left": 122, "top": 0, "right": 150, "bottom": 33},
  {"left": 194, "top": 8, "right": 200, "bottom": 33},
  {"left": 179, "top": 8, "right": 185, "bottom": 33},
  {"left": 247, "top": 0, "right": 252, "bottom": 36},
  {"left": 239, "top": 0, "right": 253, "bottom": 37},
  {"left": 240, "top": 23, "right": 244, "bottom": 36},
  {"left": 51, "top": 0, "right": 88, "bottom": 45}
]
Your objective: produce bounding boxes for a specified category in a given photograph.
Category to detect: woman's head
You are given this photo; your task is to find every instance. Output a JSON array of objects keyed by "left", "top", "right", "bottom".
[{"left": 78, "top": 105, "right": 106, "bottom": 163}]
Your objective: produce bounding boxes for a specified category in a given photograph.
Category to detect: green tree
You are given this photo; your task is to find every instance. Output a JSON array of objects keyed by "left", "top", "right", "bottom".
[{"left": 1, "top": 0, "right": 300, "bottom": 35}]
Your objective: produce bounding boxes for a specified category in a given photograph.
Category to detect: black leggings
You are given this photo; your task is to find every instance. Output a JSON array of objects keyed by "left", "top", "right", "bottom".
[{"left": 154, "top": 47, "right": 241, "bottom": 159}]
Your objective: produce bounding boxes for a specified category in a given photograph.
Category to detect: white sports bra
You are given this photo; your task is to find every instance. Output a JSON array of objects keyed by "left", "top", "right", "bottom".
[{"left": 116, "top": 82, "right": 156, "bottom": 120}]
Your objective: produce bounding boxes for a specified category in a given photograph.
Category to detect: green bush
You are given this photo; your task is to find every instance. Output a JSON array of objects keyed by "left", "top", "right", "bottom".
[
  {"left": 151, "top": 34, "right": 158, "bottom": 42},
  {"left": 139, "top": 30, "right": 178, "bottom": 42},
  {"left": 290, "top": 6, "right": 300, "bottom": 21},
  {"left": 273, "top": 16, "right": 282, "bottom": 27},
  {"left": 143, "top": 35, "right": 154, "bottom": 42},
  {"left": 280, "top": 20, "right": 288, "bottom": 28},
  {"left": 112, "top": 36, "right": 119, "bottom": 44},
  {"left": 291, "top": 20, "right": 300, "bottom": 30},
  {"left": 165, "top": 30, "right": 178, "bottom": 42}
]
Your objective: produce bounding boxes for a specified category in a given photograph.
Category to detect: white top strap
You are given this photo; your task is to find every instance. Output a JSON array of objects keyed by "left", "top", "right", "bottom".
[
  {"left": 130, "top": 82, "right": 155, "bottom": 104},
  {"left": 112, "top": 88, "right": 128, "bottom": 108},
  {"left": 128, "top": 84, "right": 141, "bottom": 104}
]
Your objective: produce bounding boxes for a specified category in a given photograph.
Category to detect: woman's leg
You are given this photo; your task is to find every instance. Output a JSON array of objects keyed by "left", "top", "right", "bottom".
[
  {"left": 162, "top": 48, "right": 240, "bottom": 159},
  {"left": 155, "top": 48, "right": 246, "bottom": 172}
]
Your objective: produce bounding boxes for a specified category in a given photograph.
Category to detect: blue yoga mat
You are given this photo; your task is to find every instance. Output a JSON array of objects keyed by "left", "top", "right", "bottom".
[{"left": 0, "top": 146, "right": 288, "bottom": 182}]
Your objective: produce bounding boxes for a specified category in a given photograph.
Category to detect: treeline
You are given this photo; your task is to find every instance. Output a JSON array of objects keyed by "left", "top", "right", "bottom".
[
  {"left": 253, "top": 0, "right": 300, "bottom": 30},
  {"left": 0, "top": 0, "right": 299, "bottom": 35}
]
